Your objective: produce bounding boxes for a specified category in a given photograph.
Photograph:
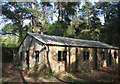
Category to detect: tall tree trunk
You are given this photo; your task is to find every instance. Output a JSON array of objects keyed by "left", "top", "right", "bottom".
[
  {"left": 14, "top": 2, "right": 23, "bottom": 42},
  {"left": 14, "top": 2, "right": 25, "bottom": 66},
  {"left": 58, "top": 3, "right": 60, "bottom": 22},
  {"left": 30, "top": 2, "right": 34, "bottom": 33},
  {"left": 19, "top": 24, "right": 24, "bottom": 65},
  {"left": 103, "top": 8, "right": 106, "bottom": 25},
  {"left": 63, "top": 7, "right": 66, "bottom": 37},
  {"left": 60, "top": 3, "right": 66, "bottom": 37},
  {"left": 29, "top": 2, "right": 34, "bottom": 70},
  {"left": 117, "top": 1, "right": 120, "bottom": 47},
  {"left": 30, "top": 16, "right": 33, "bottom": 33},
  {"left": 103, "top": 8, "right": 108, "bottom": 43},
  {"left": 41, "top": 5, "right": 44, "bottom": 34},
  {"left": 60, "top": 4, "right": 63, "bottom": 21},
  {"left": 20, "top": 19, "right": 25, "bottom": 67},
  {"left": 56, "top": 2, "right": 60, "bottom": 35},
  {"left": 29, "top": 37, "right": 33, "bottom": 69},
  {"left": 117, "top": 2, "right": 120, "bottom": 79},
  {"left": 19, "top": 25, "right": 23, "bottom": 42},
  {"left": 117, "top": 1, "right": 120, "bottom": 20},
  {"left": 88, "top": 10, "right": 90, "bottom": 34}
]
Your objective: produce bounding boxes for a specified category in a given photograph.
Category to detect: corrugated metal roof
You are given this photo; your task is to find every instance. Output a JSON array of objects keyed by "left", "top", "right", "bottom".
[{"left": 28, "top": 33, "right": 119, "bottom": 49}]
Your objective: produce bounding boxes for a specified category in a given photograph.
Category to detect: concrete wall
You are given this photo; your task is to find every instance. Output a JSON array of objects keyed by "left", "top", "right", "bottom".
[
  {"left": 44, "top": 46, "right": 77, "bottom": 72},
  {"left": 68, "top": 47, "right": 76, "bottom": 71},
  {"left": 97, "top": 49, "right": 119, "bottom": 68},
  {"left": 111, "top": 49, "right": 119, "bottom": 66},
  {"left": 45, "top": 46, "right": 66, "bottom": 72},
  {"left": 77, "top": 48, "right": 95, "bottom": 70},
  {"left": 45, "top": 46, "right": 97, "bottom": 72},
  {"left": 19, "top": 36, "right": 45, "bottom": 70},
  {"left": 19, "top": 36, "right": 120, "bottom": 72},
  {"left": 97, "top": 49, "right": 108, "bottom": 68},
  {"left": 46, "top": 46, "right": 120, "bottom": 72}
]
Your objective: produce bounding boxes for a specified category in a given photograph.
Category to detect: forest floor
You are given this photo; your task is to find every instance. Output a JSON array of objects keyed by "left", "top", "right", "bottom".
[{"left": 1, "top": 63, "right": 120, "bottom": 83}]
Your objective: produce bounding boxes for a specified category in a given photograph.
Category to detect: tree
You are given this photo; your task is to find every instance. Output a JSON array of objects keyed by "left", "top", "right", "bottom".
[
  {"left": 1, "top": 35, "right": 19, "bottom": 47},
  {"left": 40, "top": 2, "right": 52, "bottom": 34},
  {"left": 90, "top": 16, "right": 102, "bottom": 40},
  {"left": 89, "top": 5, "right": 102, "bottom": 41},
  {"left": 2, "top": 2, "right": 32, "bottom": 42},
  {"left": 96, "top": 2, "right": 120, "bottom": 47},
  {"left": 67, "top": 2, "right": 103, "bottom": 41},
  {"left": 80, "top": 1, "right": 93, "bottom": 33},
  {"left": 46, "top": 21, "right": 67, "bottom": 36},
  {"left": 67, "top": 15, "right": 89, "bottom": 39},
  {"left": 53, "top": 2, "right": 79, "bottom": 36},
  {"left": 95, "top": 2, "right": 109, "bottom": 25}
]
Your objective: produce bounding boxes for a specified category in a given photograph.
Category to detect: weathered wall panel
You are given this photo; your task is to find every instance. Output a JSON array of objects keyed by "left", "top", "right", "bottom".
[
  {"left": 97, "top": 49, "right": 108, "bottom": 68},
  {"left": 19, "top": 36, "right": 45, "bottom": 70},
  {"left": 46, "top": 46, "right": 77, "bottom": 72},
  {"left": 111, "top": 49, "right": 119, "bottom": 65},
  {"left": 48, "top": 46, "right": 65, "bottom": 72},
  {"left": 69, "top": 47, "right": 76, "bottom": 70},
  {"left": 77, "top": 48, "right": 94, "bottom": 70},
  {"left": 19, "top": 35, "right": 120, "bottom": 72}
]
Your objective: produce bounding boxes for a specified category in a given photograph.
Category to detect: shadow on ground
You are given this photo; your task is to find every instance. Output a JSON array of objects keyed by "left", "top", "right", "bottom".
[{"left": 2, "top": 63, "right": 120, "bottom": 83}]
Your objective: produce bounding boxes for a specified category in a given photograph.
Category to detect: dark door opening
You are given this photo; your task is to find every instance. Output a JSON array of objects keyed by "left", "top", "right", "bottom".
[
  {"left": 26, "top": 51, "right": 29, "bottom": 70},
  {"left": 109, "top": 51, "right": 112, "bottom": 66},
  {"left": 20, "top": 52, "right": 22, "bottom": 65},
  {"left": 35, "top": 51, "right": 39, "bottom": 62},
  {"left": 75, "top": 48, "right": 78, "bottom": 70},
  {"left": 20, "top": 52, "right": 22, "bottom": 61},
  {"left": 94, "top": 48, "right": 97, "bottom": 69}
]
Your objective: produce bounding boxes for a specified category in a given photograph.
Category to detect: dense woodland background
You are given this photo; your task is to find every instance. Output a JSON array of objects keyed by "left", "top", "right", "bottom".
[{"left": 1, "top": 1, "right": 120, "bottom": 62}]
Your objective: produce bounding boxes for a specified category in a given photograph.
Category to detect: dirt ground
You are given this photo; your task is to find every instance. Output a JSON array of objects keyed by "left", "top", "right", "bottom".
[{"left": 1, "top": 63, "right": 120, "bottom": 83}]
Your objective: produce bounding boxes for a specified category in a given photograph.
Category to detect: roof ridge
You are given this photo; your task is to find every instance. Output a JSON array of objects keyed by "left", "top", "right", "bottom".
[
  {"left": 27, "top": 32, "right": 101, "bottom": 43},
  {"left": 27, "top": 32, "right": 119, "bottom": 49}
]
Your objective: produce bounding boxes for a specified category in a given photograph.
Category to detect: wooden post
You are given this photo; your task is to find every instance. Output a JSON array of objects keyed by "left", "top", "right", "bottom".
[
  {"left": 65, "top": 47, "right": 67, "bottom": 71},
  {"left": 118, "top": 50, "right": 120, "bottom": 64},
  {"left": 30, "top": 2, "right": 34, "bottom": 33},
  {"left": 108, "top": 49, "right": 112, "bottom": 66},
  {"left": 44, "top": 45, "right": 52, "bottom": 72},
  {"left": 106, "top": 49, "right": 109, "bottom": 67},
  {"left": 93, "top": 48, "right": 97, "bottom": 69},
  {"left": 44, "top": 45, "right": 48, "bottom": 70},
  {"left": 75, "top": 47, "right": 78, "bottom": 71},
  {"left": 29, "top": 37, "right": 34, "bottom": 69},
  {"left": 22, "top": 40, "right": 26, "bottom": 70},
  {"left": 68, "top": 47, "right": 71, "bottom": 71}
]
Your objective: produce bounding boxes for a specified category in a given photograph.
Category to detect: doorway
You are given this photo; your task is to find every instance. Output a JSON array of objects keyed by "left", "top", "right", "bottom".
[
  {"left": 94, "top": 48, "right": 97, "bottom": 69},
  {"left": 35, "top": 51, "right": 39, "bottom": 62},
  {"left": 26, "top": 51, "right": 29, "bottom": 70}
]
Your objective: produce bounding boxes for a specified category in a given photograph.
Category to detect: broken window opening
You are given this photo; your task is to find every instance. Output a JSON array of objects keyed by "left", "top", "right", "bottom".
[
  {"left": 101, "top": 51, "right": 105, "bottom": 60},
  {"left": 58, "top": 51, "right": 67, "bottom": 61},
  {"left": 83, "top": 51, "right": 89, "bottom": 61},
  {"left": 35, "top": 51, "right": 39, "bottom": 62}
]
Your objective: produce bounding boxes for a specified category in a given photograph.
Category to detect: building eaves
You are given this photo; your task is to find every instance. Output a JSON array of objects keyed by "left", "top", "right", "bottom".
[{"left": 27, "top": 33, "right": 119, "bottom": 49}]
